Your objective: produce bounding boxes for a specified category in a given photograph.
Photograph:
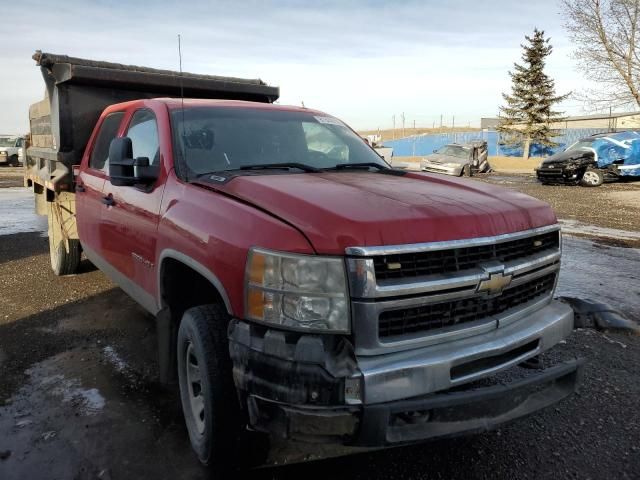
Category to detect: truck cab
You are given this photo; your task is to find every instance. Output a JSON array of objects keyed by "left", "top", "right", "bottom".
[
  {"left": 0, "top": 136, "right": 24, "bottom": 166},
  {"left": 27, "top": 52, "right": 582, "bottom": 471}
]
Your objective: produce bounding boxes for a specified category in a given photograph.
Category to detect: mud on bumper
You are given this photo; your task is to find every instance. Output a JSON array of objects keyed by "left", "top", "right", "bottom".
[{"left": 228, "top": 320, "right": 583, "bottom": 448}]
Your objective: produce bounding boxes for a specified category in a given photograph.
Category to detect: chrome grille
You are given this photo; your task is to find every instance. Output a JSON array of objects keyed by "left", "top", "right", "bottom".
[
  {"left": 346, "top": 225, "right": 562, "bottom": 355},
  {"left": 378, "top": 273, "right": 556, "bottom": 338},
  {"left": 374, "top": 230, "right": 559, "bottom": 280}
]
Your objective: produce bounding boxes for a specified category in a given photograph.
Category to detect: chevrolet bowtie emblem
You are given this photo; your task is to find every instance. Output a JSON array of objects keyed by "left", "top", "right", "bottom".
[{"left": 477, "top": 271, "right": 512, "bottom": 295}]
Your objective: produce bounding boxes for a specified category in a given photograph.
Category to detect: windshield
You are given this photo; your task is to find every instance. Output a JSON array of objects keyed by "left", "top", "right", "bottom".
[
  {"left": 170, "top": 107, "right": 388, "bottom": 176},
  {"left": 436, "top": 145, "right": 469, "bottom": 158},
  {"left": 0, "top": 137, "right": 17, "bottom": 148},
  {"left": 566, "top": 140, "right": 594, "bottom": 151}
]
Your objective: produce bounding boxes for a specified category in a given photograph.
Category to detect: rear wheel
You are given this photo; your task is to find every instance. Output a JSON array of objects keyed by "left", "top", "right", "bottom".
[
  {"left": 47, "top": 201, "right": 80, "bottom": 275},
  {"left": 50, "top": 238, "right": 81, "bottom": 276},
  {"left": 177, "top": 305, "right": 241, "bottom": 471},
  {"left": 579, "top": 168, "right": 604, "bottom": 187}
]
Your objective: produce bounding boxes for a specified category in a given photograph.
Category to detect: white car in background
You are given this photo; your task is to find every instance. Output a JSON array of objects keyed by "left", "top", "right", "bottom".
[
  {"left": 421, "top": 141, "right": 491, "bottom": 177},
  {"left": 0, "top": 136, "right": 25, "bottom": 166}
]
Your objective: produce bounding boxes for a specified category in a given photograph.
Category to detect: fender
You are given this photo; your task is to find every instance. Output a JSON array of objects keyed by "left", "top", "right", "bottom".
[{"left": 157, "top": 248, "right": 233, "bottom": 315}]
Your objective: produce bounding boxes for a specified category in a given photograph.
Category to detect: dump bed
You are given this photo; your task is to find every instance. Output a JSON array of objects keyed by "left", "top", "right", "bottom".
[{"left": 25, "top": 51, "right": 279, "bottom": 192}]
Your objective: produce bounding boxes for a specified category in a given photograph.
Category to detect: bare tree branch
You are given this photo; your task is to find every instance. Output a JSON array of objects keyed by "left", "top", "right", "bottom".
[{"left": 561, "top": 0, "right": 640, "bottom": 109}]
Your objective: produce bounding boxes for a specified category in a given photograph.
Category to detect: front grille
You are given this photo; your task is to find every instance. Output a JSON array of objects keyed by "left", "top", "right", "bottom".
[
  {"left": 536, "top": 168, "right": 565, "bottom": 178},
  {"left": 374, "top": 231, "right": 559, "bottom": 281},
  {"left": 378, "top": 273, "right": 556, "bottom": 338}
]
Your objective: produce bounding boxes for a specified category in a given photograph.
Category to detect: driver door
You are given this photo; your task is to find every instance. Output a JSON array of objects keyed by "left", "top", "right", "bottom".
[{"left": 100, "top": 106, "right": 167, "bottom": 308}]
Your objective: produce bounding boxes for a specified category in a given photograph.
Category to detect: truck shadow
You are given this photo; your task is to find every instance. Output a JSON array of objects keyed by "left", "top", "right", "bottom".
[
  {"left": 252, "top": 435, "right": 486, "bottom": 480},
  {"left": 0, "top": 232, "right": 98, "bottom": 272},
  {"left": 0, "top": 287, "right": 157, "bottom": 404},
  {"left": 0, "top": 232, "right": 48, "bottom": 265},
  {"left": 0, "top": 285, "right": 494, "bottom": 480}
]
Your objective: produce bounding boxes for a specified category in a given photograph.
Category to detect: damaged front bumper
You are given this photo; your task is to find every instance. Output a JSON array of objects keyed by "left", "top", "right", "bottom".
[
  {"left": 247, "top": 359, "right": 582, "bottom": 448},
  {"left": 228, "top": 300, "right": 581, "bottom": 451},
  {"left": 421, "top": 162, "right": 462, "bottom": 176},
  {"left": 535, "top": 166, "right": 582, "bottom": 184}
]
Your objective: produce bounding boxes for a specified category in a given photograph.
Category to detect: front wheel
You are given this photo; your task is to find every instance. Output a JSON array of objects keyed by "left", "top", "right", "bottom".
[
  {"left": 579, "top": 168, "right": 604, "bottom": 187},
  {"left": 177, "top": 305, "right": 241, "bottom": 470}
]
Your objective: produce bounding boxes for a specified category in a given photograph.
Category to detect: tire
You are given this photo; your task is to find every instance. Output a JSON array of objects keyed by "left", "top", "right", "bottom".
[
  {"left": 50, "top": 238, "right": 81, "bottom": 276},
  {"left": 177, "top": 305, "right": 241, "bottom": 470},
  {"left": 9, "top": 155, "right": 19, "bottom": 167},
  {"left": 579, "top": 168, "right": 604, "bottom": 187},
  {"left": 462, "top": 164, "right": 473, "bottom": 177},
  {"left": 47, "top": 201, "right": 80, "bottom": 275}
]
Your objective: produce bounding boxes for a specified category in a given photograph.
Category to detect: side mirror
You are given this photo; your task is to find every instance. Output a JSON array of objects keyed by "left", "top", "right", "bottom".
[{"left": 108, "top": 137, "right": 159, "bottom": 187}]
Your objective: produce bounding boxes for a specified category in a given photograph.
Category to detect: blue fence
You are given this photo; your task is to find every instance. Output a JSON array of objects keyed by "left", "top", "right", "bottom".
[{"left": 384, "top": 128, "right": 611, "bottom": 158}]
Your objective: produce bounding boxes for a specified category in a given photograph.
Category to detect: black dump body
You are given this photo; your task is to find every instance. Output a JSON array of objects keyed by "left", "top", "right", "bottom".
[{"left": 26, "top": 51, "right": 279, "bottom": 192}]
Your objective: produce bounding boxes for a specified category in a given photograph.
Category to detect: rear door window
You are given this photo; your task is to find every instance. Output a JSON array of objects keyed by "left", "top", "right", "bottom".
[{"left": 89, "top": 112, "right": 125, "bottom": 171}]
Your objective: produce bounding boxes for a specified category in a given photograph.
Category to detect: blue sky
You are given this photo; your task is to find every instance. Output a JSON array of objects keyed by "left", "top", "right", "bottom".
[{"left": 1, "top": 0, "right": 593, "bottom": 133}]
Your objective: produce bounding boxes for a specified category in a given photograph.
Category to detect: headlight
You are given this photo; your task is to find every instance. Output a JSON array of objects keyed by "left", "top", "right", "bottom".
[{"left": 245, "top": 248, "right": 350, "bottom": 333}]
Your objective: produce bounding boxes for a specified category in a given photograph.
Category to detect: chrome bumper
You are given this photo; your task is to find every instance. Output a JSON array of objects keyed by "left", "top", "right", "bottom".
[
  {"left": 421, "top": 163, "right": 460, "bottom": 175},
  {"left": 357, "top": 299, "right": 574, "bottom": 404}
]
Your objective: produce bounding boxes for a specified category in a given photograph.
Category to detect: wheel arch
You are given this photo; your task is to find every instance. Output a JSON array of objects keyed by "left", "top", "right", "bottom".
[
  {"left": 157, "top": 249, "right": 233, "bottom": 316},
  {"left": 155, "top": 250, "right": 234, "bottom": 385}
]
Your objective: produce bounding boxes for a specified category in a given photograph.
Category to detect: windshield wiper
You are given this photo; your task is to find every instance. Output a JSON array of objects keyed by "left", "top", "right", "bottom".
[
  {"left": 332, "top": 162, "right": 388, "bottom": 170},
  {"left": 328, "top": 163, "right": 407, "bottom": 176},
  {"left": 240, "top": 163, "right": 320, "bottom": 173}
]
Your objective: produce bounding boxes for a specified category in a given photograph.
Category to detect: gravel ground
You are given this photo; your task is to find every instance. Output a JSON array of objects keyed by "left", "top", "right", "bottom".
[
  {"left": 0, "top": 171, "right": 639, "bottom": 479},
  {"left": 473, "top": 173, "right": 640, "bottom": 244}
]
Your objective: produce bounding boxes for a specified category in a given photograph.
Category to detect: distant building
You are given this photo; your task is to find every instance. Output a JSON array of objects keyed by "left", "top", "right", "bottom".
[
  {"left": 482, "top": 111, "right": 640, "bottom": 131},
  {"left": 547, "top": 111, "right": 640, "bottom": 130},
  {"left": 480, "top": 117, "right": 500, "bottom": 129}
]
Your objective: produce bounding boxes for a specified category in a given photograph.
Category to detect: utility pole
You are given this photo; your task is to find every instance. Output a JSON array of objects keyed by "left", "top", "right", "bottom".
[
  {"left": 432, "top": 120, "right": 435, "bottom": 129},
  {"left": 452, "top": 115, "right": 455, "bottom": 130},
  {"left": 439, "top": 114, "right": 443, "bottom": 129},
  {"left": 401, "top": 112, "right": 405, "bottom": 138},
  {"left": 609, "top": 105, "right": 613, "bottom": 132},
  {"left": 392, "top": 115, "right": 396, "bottom": 140}
]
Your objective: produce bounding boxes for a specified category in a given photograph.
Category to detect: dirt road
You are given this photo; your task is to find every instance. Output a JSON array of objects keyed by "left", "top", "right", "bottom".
[
  {"left": 477, "top": 173, "right": 640, "bottom": 239},
  {"left": 1, "top": 170, "right": 639, "bottom": 479}
]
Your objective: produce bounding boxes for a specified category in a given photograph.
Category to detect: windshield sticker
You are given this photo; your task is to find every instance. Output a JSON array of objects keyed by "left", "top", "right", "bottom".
[{"left": 314, "top": 116, "right": 346, "bottom": 127}]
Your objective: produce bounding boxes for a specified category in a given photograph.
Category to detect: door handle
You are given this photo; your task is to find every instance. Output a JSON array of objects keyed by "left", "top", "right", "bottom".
[
  {"left": 76, "top": 184, "right": 85, "bottom": 193},
  {"left": 101, "top": 195, "right": 115, "bottom": 206}
]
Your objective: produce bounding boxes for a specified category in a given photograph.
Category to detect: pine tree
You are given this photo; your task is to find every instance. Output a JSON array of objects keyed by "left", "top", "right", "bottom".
[{"left": 497, "top": 29, "right": 569, "bottom": 159}]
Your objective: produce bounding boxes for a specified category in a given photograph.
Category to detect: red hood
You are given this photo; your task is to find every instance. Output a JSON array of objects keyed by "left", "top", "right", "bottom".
[{"left": 205, "top": 172, "right": 556, "bottom": 254}]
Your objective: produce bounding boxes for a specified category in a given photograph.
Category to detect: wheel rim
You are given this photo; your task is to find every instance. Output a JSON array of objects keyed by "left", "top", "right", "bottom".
[
  {"left": 185, "top": 342, "right": 206, "bottom": 435},
  {"left": 583, "top": 171, "right": 599, "bottom": 185}
]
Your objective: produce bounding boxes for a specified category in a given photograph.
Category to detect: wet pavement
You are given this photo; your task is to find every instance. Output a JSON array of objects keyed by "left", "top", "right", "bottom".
[
  {"left": 0, "top": 187, "right": 47, "bottom": 236},
  {"left": 558, "top": 236, "right": 640, "bottom": 322},
  {"left": 1, "top": 181, "right": 639, "bottom": 479}
]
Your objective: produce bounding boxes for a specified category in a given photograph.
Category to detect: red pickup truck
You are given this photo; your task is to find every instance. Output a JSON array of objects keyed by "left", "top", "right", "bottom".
[{"left": 26, "top": 52, "right": 581, "bottom": 470}]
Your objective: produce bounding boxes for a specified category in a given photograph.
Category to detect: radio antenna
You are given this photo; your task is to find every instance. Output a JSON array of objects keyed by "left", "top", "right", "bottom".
[{"left": 177, "top": 34, "right": 189, "bottom": 181}]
